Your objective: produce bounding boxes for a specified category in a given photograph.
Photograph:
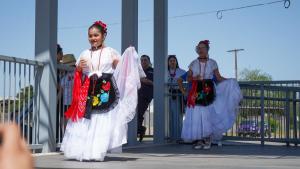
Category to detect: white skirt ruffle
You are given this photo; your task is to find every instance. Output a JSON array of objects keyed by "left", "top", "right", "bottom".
[
  {"left": 181, "top": 105, "right": 215, "bottom": 141},
  {"left": 181, "top": 79, "right": 243, "bottom": 141},
  {"left": 60, "top": 106, "right": 127, "bottom": 161}
]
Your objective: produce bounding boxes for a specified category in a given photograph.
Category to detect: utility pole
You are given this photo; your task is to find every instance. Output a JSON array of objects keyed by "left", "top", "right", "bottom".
[{"left": 227, "top": 49, "right": 244, "bottom": 79}]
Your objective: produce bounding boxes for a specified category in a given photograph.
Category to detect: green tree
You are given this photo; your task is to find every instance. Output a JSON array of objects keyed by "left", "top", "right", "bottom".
[
  {"left": 239, "top": 68, "right": 272, "bottom": 81},
  {"left": 9, "top": 85, "right": 34, "bottom": 113}
]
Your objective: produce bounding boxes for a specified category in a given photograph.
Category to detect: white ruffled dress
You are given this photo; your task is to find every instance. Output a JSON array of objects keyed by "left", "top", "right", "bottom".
[
  {"left": 60, "top": 47, "right": 145, "bottom": 161},
  {"left": 181, "top": 58, "right": 243, "bottom": 142}
]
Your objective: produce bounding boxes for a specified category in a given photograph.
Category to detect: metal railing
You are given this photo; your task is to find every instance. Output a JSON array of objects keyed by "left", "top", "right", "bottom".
[
  {"left": 0, "top": 55, "right": 76, "bottom": 150},
  {"left": 226, "top": 82, "right": 300, "bottom": 145},
  {"left": 164, "top": 81, "right": 300, "bottom": 145},
  {"left": 239, "top": 80, "right": 300, "bottom": 87},
  {"left": 0, "top": 55, "right": 44, "bottom": 151},
  {"left": 2, "top": 54, "right": 299, "bottom": 148},
  {"left": 165, "top": 83, "right": 186, "bottom": 141},
  {"left": 143, "top": 101, "right": 154, "bottom": 137},
  {"left": 56, "top": 64, "right": 75, "bottom": 144}
]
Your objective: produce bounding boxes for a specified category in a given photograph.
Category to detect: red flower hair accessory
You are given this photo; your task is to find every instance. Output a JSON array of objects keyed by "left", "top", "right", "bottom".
[
  {"left": 200, "top": 40, "right": 210, "bottom": 46},
  {"left": 94, "top": 20, "right": 107, "bottom": 33}
]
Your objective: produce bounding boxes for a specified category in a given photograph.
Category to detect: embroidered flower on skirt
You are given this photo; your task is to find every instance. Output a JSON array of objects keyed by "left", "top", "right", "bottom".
[
  {"left": 189, "top": 79, "right": 216, "bottom": 107},
  {"left": 85, "top": 73, "right": 120, "bottom": 119}
]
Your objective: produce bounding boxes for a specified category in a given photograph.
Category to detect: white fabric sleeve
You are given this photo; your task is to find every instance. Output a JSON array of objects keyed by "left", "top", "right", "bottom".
[
  {"left": 75, "top": 51, "right": 85, "bottom": 66},
  {"left": 110, "top": 47, "right": 121, "bottom": 62},
  {"left": 211, "top": 59, "right": 218, "bottom": 70},
  {"left": 188, "top": 60, "right": 194, "bottom": 70},
  {"left": 188, "top": 60, "right": 197, "bottom": 76}
]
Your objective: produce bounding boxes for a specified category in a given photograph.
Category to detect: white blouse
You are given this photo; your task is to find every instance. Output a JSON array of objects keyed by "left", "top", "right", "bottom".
[
  {"left": 168, "top": 68, "right": 186, "bottom": 83},
  {"left": 76, "top": 46, "right": 121, "bottom": 77},
  {"left": 188, "top": 58, "right": 218, "bottom": 79}
]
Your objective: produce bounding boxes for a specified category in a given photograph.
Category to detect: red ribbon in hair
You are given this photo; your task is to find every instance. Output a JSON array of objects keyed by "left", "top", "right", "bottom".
[{"left": 65, "top": 69, "right": 90, "bottom": 121}]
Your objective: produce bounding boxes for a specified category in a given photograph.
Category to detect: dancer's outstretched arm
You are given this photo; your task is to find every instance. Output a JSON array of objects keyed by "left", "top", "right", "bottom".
[{"left": 214, "top": 69, "right": 226, "bottom": 82}]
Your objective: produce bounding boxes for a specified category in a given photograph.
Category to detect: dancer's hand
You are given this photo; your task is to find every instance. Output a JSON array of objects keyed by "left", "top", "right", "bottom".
[
  {"left": 77, "top": 59, "right": 89, "bottom": 72},
  {"left": 0, "top": 124, "right": 33, "bottom": 169},
  {"left": 79, "top": 60, "right": 88, "bottom": 69},
  {"left": 141, "top": 78, "right": 153, "bottom": 85}
]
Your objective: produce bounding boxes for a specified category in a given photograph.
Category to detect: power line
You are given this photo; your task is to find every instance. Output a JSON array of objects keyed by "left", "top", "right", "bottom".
[
  {"left": 58, "top": 0, "right": 290, "bottom": 30},
  {"left": 169, "top": 0, "right": 290, "bottom": 20},
  {"left": 215, "top": 0, "right": 290, "bottom": 19}
]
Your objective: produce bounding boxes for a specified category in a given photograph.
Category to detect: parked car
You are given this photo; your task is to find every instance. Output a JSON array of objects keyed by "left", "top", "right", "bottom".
[{"left": 237, "top": 120, "right": 269, "bottom": 137}]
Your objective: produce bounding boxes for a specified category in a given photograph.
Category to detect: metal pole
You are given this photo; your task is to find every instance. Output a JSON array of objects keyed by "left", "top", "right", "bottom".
[
  {"left": 153, "top": 0, "right": 168, "bottom": 144},
  {"left": 227, "top": 49, "right": 244, "bottom": 80},
  {"left": 122, "top": 0, "right": 138, "bottom": 146},
  {"left": 292, "top": 91, "right": 297, "bottom": 146},
  {"left": 235, "top": 51, "right": 238, "bottom": 79},
  {"left": 35, "top": 0, "right": 58, "bottom": 152},
  {"left": 260, "top": 85, "right": 265, "bottom": 146},
  {"left": 285, "top": 90, "right": 290, "bottom": 146}
]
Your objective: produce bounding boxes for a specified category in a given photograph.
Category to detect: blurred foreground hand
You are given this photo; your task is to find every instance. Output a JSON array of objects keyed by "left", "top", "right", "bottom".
[{"left": 0, "top": 123, "right": 33, "bottom": 169}]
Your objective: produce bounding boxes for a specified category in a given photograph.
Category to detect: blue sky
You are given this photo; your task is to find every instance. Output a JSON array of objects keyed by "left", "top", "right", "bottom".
[{"left": 0, "top": 0, "right": 299, "bottom": 80}]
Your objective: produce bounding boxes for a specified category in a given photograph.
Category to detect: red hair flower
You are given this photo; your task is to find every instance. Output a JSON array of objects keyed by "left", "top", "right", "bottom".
[
  {"left": 200, "top": 40, "right": 210, "bottom": 46},
  {"left": 94, "top": 20, "right": 107, "bottom": 30}
]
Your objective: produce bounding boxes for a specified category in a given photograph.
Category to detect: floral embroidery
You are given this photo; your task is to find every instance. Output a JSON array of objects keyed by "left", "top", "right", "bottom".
[
  {"left": 102, "top": 80, "right": 111, "bottom": 91},
  {"left": 203, "top": 84, "right": 211, "bottom": 94},
  {"left": 197, "top": 92, "right": 205, "bottom": 100},
  {"left": 89, "top": 79, "right": 112, "bottom": 107},
  {"left": 100, "top": 92, "right": 109, "bottom": 103},
  {"left": 92, "top": 96, "right": 100, "bottom": 106},
  {"left": 188, "top": 80, "right": 215, "bottom": 107}
]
